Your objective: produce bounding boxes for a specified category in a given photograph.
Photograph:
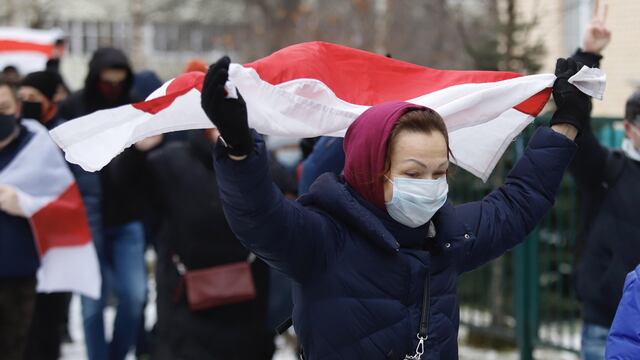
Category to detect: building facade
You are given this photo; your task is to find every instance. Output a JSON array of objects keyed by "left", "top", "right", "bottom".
[{"left": 517, "top": 0, "right": 640, "bottom": 118}]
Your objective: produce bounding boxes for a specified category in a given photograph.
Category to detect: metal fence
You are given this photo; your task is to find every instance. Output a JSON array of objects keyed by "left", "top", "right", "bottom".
[{"left": 451, "top": 116, "right": 623, "bottom": 359}]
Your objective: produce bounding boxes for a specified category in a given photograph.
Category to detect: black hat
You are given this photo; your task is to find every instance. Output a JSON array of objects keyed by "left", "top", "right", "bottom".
[
  {"left": 20, "top": 71, "right": 62, "bottom": 101},
  {"left": 625, "top": 91, "right": 640, "bottom": 124}
]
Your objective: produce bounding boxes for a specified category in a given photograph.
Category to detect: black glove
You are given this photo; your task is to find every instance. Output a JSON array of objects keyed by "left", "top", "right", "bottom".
[
  {"left": 550, "top": 58, "right": 591, "bottom": 134},
  {"left": 201, "top": 56, "right": 254, "bottom": 156}
]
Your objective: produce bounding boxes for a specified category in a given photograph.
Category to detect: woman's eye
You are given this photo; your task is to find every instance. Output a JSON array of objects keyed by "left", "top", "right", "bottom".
[{"left": 405, "top": 172, "right": 419, "bottom": 178}]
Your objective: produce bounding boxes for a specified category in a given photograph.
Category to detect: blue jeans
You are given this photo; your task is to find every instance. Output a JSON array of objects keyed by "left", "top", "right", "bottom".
[
  {"left": 581, "top": 322, "right": 610, "bottom": 360},
  {"left": 81, "top": 221, "right": 147, "bottom": 360}
]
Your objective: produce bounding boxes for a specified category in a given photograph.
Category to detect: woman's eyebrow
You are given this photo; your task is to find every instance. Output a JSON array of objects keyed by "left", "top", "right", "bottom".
[
  {"left": 403, "top": 158, "right": 428, "bottom": 168},
  {"left": 437, "top": 160, "right": 449, "bottom": 169}
]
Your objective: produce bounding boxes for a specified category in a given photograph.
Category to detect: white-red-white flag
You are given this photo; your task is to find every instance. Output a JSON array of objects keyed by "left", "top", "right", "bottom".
[
  {"left": 0, "top": 120, "right": 100, "bottom": 299},
  {"left": 50, "top": 42, "right": 605, "bottom": 181},
  {"left": 0, "top": 27, "right": 64, "bottom": 75}
]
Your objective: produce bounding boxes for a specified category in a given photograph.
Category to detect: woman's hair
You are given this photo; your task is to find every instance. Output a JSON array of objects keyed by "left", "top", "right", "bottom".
[{"left": 383, "top": 109, "right": 451, "bottom": 175}]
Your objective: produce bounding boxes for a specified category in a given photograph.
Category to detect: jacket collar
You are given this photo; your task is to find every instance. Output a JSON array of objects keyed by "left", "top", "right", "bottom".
[{"left": 299, "top": 173, "right": 443, "bottom": 254}]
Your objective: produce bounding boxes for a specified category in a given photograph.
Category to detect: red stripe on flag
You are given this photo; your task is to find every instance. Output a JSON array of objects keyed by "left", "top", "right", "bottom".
[
  {"left": 0, "top": 40, "right": 53, "bottom": 56},
  {"left": 31, "top": 183, "right": 91, "bottom": 256},
  {"left": 132, "top": 71, "right": 204, "bottom": 114},
  {"left": 514, "top": 88, "right": 551, "bottom": 116},
  {"left": 245, "top": 42, "right": 549, "bottom": 114}
]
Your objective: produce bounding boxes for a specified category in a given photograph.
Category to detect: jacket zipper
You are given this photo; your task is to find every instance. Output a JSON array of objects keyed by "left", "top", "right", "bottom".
[
  {"left": 405, "top": 271, "right": 430, "bottom": 360},
  {"left": 419, "top": 271, "right": 431, "bottom": 338}
]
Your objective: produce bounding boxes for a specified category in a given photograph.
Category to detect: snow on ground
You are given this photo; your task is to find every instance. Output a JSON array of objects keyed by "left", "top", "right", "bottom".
[{"left": 61, "top": 298, "right": 578, "bottom": 360}]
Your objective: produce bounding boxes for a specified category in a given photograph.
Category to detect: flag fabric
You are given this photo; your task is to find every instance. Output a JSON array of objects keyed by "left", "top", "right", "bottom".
[
  {"left": 50, "top": 41, "right": 605, "bottom": 181},
  {"left": 0, "top": 27, "right": 64, "bottom": 75},
  {"left": 0, "top": 120, "right": 100, "bottom": 299}
]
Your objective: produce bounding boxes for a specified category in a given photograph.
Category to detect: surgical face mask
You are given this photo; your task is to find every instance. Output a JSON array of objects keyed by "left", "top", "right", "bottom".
[
  {"left": 622, "top": 124, "right": 640, "bottom": 162},
  {"left": 20, "top": 101, "right": 43, "bottom": 122},
  {"left": 0, "top": 114, "right": 17, "bottom": 142},
  {"left": 622, "top": 138, "right": 640, "bottom": 162},
  {"left": 276, "top": 148, "right": 302, "bottom": 167},
  {"left": 385, "top": 176, "right": 448, "bottom": 228}
]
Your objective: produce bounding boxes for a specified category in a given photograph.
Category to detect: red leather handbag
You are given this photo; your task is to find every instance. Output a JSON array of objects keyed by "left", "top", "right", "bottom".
[{"left": 173, "top": 254, "right": 257, "bottom": 311}]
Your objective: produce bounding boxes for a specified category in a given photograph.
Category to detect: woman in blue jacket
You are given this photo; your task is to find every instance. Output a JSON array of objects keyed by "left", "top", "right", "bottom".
[
  {"left": 606, "top": 265, "right": 640, "bottom": 359},
  {"left": 200, "top": 57, "right": 587, "bottom": 359}
]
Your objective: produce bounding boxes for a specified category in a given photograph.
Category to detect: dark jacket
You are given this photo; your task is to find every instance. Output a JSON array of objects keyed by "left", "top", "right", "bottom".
[
  {"left": 59, "top": 47, "right": 141, "bottom": 227},
  {"left": 213, "top": 127, "right": 575, "bottom": 359},
  {"left": 569, "top": 49, "right": 640, "bottom": 327},
  {"left": 298, "top": 136, "right": 345, "bottom": 195},
  {"left": 0, "top": 125, "right": 39, "bottom": 278},
  {"left": 110, "top": 133, "right": 273, "bottom": 360},
  {"left": 606, "top": 265, "right": 640, "bottom": 359}
]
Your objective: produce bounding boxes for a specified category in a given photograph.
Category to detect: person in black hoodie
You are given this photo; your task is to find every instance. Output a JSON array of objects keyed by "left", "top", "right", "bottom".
[
  {"left": 110, "top": 130, "right": 275, "bottom": 360},
  {"left": 59, "top": 48, "right": 146, "bottom": 360}
]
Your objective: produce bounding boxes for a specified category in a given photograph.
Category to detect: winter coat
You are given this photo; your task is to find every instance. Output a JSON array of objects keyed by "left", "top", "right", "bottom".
[
  {"left": 110, "top": 133, "right": 274, "bottom": 360},
  {"left": 569, "top": 49, "right": 640, "bottom": 328},
  {"left": 58, "top": 47, "right": 141, "bottom": 227},
  {"left": 213, "top": 101, "right": 576, "bottom": 359},
  {"left": 0, "top": 125, "right": 39, "bottom": 278},
  {"left": 606, "top": 265, "right": 640, "bottom": 359}
]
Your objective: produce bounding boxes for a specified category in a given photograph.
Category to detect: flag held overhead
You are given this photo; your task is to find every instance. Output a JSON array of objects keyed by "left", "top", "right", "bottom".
[{"left": 49, "top": 41, "right": 605, "bottom": 181}]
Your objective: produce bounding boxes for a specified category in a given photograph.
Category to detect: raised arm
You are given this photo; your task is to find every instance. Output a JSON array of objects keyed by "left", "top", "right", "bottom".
[
  {"left": 202, "top": 57, "right": 340, "bottom": 282},
  {"left": 568, "top": 0, "right": 611, "bottom": 189},
  {"left": 456, "top": 127, "right": 576, "bottom": 273},
  {"left": 456, "top": 57, "right": 588, "bottom": 273}
]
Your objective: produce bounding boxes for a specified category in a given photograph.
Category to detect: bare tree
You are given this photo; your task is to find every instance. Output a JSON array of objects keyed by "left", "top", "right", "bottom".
[
  {"left": 130, "top": 0, "right": 146, "bottom": 68},
  {"left": 455, "top": 0, "right": 545, "bottom": 73}
]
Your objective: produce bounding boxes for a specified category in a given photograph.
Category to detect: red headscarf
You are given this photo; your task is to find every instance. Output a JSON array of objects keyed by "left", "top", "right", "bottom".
[{"left": 343, "top": 101, "right": 427, "bottom": 209}]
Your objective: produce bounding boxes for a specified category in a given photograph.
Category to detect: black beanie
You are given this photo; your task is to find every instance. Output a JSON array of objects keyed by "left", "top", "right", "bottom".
[{"left": 20, "top": 71, "right": 61, "bottom": 101}]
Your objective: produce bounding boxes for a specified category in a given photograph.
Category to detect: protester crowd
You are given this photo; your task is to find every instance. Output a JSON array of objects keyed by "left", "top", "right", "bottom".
[{"left": 0, "top": 3, "right": 639, "bottom": 360}]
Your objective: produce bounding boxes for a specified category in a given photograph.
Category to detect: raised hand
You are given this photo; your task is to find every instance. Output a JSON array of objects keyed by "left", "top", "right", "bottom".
[
  {"left": 550, "top": 58, "right": 591, "bottom": 136},
  {"left": 200, "top": 56, "right": 254, "bottom": 157},
  {"left": 583, "top": 0, "right": 611, "bottom": 54}
]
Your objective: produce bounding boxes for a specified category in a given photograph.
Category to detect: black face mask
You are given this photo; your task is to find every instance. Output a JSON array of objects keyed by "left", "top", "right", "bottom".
[
  {"left": 0, "top": 114, "right": 17, "bottom": 142},
  {"left": 21, "top": 101, "right": 43, "bottom": 122}
]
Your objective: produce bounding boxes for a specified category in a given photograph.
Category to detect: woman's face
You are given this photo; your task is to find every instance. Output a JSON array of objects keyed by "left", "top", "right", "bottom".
[{"left": 383, "top": 130, "right": 449, "bottom": 203}]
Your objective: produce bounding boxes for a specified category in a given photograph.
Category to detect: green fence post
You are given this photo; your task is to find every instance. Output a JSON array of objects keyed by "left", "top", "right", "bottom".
[
  {"left": 514, "top": 240, "right": 533, "bottom": 360},
  {"left": 513, "top": 134, "right": 534, "bottom": 360},
  {"left": 527, "top": 232, "right": 540, "bottom": 349}
]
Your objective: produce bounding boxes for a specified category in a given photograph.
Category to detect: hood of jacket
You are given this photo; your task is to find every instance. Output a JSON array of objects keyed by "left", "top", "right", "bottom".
[{"left": 83, "top": 47, "right": 135, "bottom": 111}]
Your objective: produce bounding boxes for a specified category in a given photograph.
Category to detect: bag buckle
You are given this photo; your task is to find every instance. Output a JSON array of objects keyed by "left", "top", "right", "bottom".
[
  {"left": 404, "top": 333, "right": 427, "bottom": 360},
  {"left": 172, "top": 254, "right": 187, "bottom": 275}
]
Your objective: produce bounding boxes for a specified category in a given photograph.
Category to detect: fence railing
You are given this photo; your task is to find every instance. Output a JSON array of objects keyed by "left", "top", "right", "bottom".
[{"left": 452, "top": 116, "right": 623, "bottom": 359}]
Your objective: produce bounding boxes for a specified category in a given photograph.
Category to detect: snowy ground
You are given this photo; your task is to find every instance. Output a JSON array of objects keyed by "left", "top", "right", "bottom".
[
  {"left": 60, "top": 294, "right": 301, "bottom": 360},
  {"left": 60, "top": 295, "right": 578, "bottom": 360}
]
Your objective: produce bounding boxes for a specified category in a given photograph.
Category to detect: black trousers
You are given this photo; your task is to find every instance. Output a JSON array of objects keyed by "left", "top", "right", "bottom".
[
  {"left": 23, "top": 292, "right": 71, "bottom": 360},
  {"left": 0, "top": 277, "right": 37, "bottom": 360}
]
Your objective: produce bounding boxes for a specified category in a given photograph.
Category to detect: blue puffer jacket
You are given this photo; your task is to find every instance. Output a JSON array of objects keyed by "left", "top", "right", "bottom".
[
  {"left": 214, "top": 127, "right": 575, "bottom": 359},
  {"left": 606, "top": 265, "right": 640, "bottom": 359}
]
